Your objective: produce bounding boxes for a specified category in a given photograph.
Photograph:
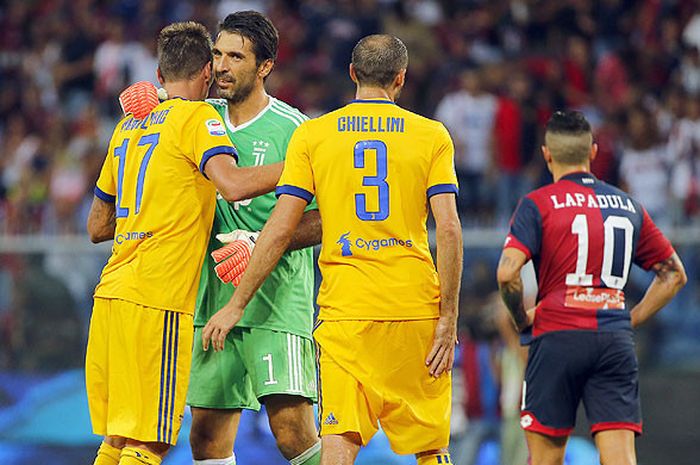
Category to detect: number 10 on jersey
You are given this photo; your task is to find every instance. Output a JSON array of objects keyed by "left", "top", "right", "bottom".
[{"left": 354, "top": 140, "right": 389, "bottom": 221}]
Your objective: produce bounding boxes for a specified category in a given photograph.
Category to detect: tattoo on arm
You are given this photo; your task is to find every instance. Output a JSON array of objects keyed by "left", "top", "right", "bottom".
[
  {"left": 652, "top": 254, "right": 682, "bottom": 282},
  {"left": 498, "top": 254, "right": 528, "bottom": 330},
  {"left": 500, "top": 279, "right": 528, "bottom": 330}
]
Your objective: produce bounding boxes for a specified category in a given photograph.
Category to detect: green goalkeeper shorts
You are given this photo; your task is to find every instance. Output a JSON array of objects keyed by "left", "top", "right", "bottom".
[{"left": 187, "top": 326, "right": 317, "bottom": 410}]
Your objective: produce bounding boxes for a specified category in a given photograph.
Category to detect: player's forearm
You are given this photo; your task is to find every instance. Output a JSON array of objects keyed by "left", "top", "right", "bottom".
[
  {"left": 231, "top": 222, "right": 294, "bottom": 310},
  {"left": 287, "top": 209, "right": 321, "bottom": 251},
  {"left": 498, "top": 277, "right": 529, "bottom": 331},
  {"left": 214, "top": 161, "right": 284, "bottom": 202},
  {"left": 230, "top": 197, "right": 306, "bottom": 310},
  {"left": 87, "top": 198, "right": 116, "bottom": 243},
  {"left": 497, "top": 253, "right": 529, "bottom": 331},
  {"left": 435, "top": 221, "right": 463, "bottom": 319},
  {"left": 631, "top": 253, "right": 687, "bottom": 327}
]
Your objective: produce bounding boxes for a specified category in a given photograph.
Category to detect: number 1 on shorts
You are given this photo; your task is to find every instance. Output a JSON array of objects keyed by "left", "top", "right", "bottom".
[{"left": 263, "top": 353, "right": 278, "bottom": 385}]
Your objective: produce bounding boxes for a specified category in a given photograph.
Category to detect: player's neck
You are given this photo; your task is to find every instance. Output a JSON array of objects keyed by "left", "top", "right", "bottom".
[
  {"left": 227, "top": 89, "right": 270, "bottom": 127},
  {"left": 163, "top": 82, "right": 202, "bottom": 101},
  {"left": 355, "top": 86, "right": 394, "bottom": 102},
  {"left": 552, "top": 164, "right": 590, "bottom": 182}
]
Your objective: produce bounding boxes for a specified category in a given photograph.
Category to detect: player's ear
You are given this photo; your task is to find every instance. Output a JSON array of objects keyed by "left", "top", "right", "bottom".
[
  {"left": 541, "top": 145, "right": 552, "bottom": 164},
  {"left": 349, "top": 64, "right": 358, "bottom": 84},
  {"left": 258, "top": 59, "right": 274, "bottom": 80},
  {"left": 157, "top": 67, "right": 165, "bottom": 86},
  {"left": 395, "top": 69, "right": 407, "bottom": 88},
  {"left": 203, "top": 61, "right": 213, "bottom": 85},
  {"left": 590, "top": 143, "right": 598, "bottom": 163}
]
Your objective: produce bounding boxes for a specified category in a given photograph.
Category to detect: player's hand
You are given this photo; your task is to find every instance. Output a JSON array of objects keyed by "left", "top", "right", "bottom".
[
  {"left": 118, "top": 81, "right": 161, "bottom": 120},
  {"left": 426, "top": 314, "right": 458, "bottom": 378},
  {"left": 211, "top": 230, "right": 259, "bottom": 286},
  {"left": 201, "top": 302, "right": 244, "bottom": 352}
]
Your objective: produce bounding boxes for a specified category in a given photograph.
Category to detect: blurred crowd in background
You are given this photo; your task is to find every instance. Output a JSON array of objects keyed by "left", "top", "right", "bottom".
[
  {"left": 1, "top": 3, "right": 700, "bottom": 463},
  {"left": 2, "top": 0, "right": 700, "bottom": 232}
]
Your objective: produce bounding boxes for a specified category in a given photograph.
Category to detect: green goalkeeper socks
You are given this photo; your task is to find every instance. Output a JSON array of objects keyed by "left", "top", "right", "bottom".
[{"left": 290, "top": 441, "right": 321, "bottom": 465}]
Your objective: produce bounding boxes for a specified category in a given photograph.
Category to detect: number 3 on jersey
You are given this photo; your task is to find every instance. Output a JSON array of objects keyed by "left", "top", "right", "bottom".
[
  {"left": 354, "top": 140, "right": 389, "bottom": 221},
  {"left": 566, "top": 214, "right": 634, "bottom": 289},
  {"left": 113, "top": 133, "right": 160, "bottom": 218}
]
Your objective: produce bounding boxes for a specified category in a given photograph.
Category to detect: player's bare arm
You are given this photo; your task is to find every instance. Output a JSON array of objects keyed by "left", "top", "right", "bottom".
[
  {"left": 87, "top": 197, "right": 116, "bottom": 243},
  {"left": 205, "top": 155, "right": 284, "bottom": 202},
  {"left": 288, "top": 209, "right": 322, "bottom": 250},
  {"left": 202, "top": 194, "right": 308, "bottom": 351},
  {"left": 425, "top": 193, "right": 462, "bottom": 378},
  {"left": 630, "top": 252, "right": 687, "bottom": 328},
  {"left": 496, "top": 247, "right": 532, "bottom": 332}
]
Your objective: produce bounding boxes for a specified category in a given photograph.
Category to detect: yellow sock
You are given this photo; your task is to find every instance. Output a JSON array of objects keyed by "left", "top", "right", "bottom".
[
  {"left": 93, "top": 441, "right": 121, "bottom": 465},
  {"left": 119, "top": 446, "right": 163, "bottom": 465},
  {"left": 416, "top": 452, "right": 452, "bottom": 465}
]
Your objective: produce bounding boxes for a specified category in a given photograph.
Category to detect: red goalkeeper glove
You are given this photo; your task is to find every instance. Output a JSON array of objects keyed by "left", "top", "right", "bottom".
[
  {"left": 118, "top": 81, "right": 161, "bottom": 120},
  {"left": 211, "top": 231, "right": 260, "bottom": 286}
]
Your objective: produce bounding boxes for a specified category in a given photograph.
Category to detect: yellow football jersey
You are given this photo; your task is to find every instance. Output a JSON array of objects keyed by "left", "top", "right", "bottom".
[
  {"left": 277, "top": 99, "right": 458, "bottom": 320},
  {"left": 94, "top": 98, "right": 237, "bottom": 315}
]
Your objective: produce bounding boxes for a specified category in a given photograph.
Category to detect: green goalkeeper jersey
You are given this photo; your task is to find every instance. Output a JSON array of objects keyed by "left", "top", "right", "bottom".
[{"left": 193, "top": 97, "right": 316, "bottom": 338}]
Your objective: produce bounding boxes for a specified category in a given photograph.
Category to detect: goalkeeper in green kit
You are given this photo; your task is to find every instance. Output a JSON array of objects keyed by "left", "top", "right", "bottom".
[
  {"left": 192, "top": 12, "right": 322, "bottom": 465},
  {"left": 122, "top": 11, "right": 322, "bottom": 465}
]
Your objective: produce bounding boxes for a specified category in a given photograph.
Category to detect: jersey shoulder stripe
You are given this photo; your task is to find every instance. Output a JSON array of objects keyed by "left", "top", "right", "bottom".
[
  {"left": 271, "top": 98, "right": 309, "bottom": 120},
  {"left": 270, "top": 106, "right": 304, "bottom": 127},
  {"left": 270, "top": 103, "right": 306, "bottom": 125}
]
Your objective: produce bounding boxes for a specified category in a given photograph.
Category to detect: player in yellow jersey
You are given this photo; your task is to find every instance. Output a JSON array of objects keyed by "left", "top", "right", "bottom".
[
  {"left": 85, "top": 22, "right": 283, "bottom": 465},
  {"left": 203, "top": 35, "right": 463, "bottom": 465}
]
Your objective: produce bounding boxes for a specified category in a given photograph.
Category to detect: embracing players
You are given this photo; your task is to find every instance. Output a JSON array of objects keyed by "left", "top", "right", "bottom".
[
  {"left": 187, "top": 12, "right": 322, "bottom": 465},
  {"left": 203, "top": 34, "right": 463, "bottom": 465},
  {"left": 86, "top": 22, "right": 283, "bottom": 465},
  {"left": 497, "top": 111, "right": 687, "bottom": 465}
]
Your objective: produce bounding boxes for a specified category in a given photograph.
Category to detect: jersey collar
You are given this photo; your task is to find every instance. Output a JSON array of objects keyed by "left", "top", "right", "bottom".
[
  {"left": 560, "top": 171, "right": 597, "bottom": 184},
  {"left": 350, "top": 99, "right": 396, "bottom": 105},
  {"left": 223, "top": 95, "right": 274, "bottom": 133}
]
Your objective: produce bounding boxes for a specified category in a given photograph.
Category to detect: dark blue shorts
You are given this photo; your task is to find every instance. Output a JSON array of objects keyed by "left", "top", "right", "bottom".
[{"left": 520, "top": 330, "right": 642, "bottom": 437}]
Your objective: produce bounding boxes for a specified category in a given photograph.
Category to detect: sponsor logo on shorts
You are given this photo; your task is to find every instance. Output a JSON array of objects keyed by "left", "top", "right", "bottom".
[
  {"left": 323, "top": 412, "right": 339, "bottom": 425},
  {"left": 205, "top": 118, "right": 226, "bottom": 136},
  {"left": 520, "top": 414, "right": 533, "bottom": 428}
]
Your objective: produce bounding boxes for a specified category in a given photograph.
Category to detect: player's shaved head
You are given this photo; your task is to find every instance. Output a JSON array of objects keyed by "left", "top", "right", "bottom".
[
  {"left": 544, "top": 111, "right": 593, "bottom": 165},
  {"left": 157, "top": 21, "right": 213, "bottom": 82},
  {"left": 352, "top": 34, "right": 408, "bottom": 88}
]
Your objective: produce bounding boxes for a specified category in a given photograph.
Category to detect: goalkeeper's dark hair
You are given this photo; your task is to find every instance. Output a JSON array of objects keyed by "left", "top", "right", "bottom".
[
  {"left": 218, "top": 11, "right": 279, "bottom": 67},
  {"left": 157, "top": 21, "right": 213, "bottom": 82},
  {"left": 352, "top": 34, "right": 408, "bottom": 88},
  {"left": 544, "top": 111, "right": 593, "bottom": 165}
]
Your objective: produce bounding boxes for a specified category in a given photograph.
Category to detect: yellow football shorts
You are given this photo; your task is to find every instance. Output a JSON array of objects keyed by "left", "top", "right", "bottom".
[
  {"left": 85, "top": 297, "right": 193, "bottom": 445},
  {"left": 314, "top": 318, "right": 451, "bottom": 455}
]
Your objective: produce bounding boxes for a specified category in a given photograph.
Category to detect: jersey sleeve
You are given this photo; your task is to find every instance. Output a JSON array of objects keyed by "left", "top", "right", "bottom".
[
  {"left": 634, "top": 207, "right": 675, "bottom": 270},
  {"left": 276, "top": 123, "right": 314, "bottom": 204},
  {"left": 94, "top": 143, "right": 116, "bottom": 203},
  {"left": 305, "top": 196, "right": 319, "bottom": 212},
  {"left": 183, "top": 104, "right": 238, "bottom": 175},
  {"left": 426, "top": 123, "right": 459, "bottom": 198},
  {"left": 504, "top": 196, "right": 542, "bottom": 260}
]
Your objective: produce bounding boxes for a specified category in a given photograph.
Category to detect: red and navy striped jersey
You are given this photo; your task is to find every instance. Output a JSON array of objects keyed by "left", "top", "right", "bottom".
[{"left": 505, "top": 172, "right": 674, "bottom": 337}]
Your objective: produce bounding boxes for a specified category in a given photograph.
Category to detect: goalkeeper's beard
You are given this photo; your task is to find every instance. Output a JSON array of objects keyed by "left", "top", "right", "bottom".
[{"left": 217, "top": 79, "right": 255, "bottom": 105}]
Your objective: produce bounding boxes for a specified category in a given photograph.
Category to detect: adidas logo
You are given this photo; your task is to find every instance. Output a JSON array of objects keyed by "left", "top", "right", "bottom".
[{"left": 323, "top": 412, "right": 339, "bottom": 425}]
